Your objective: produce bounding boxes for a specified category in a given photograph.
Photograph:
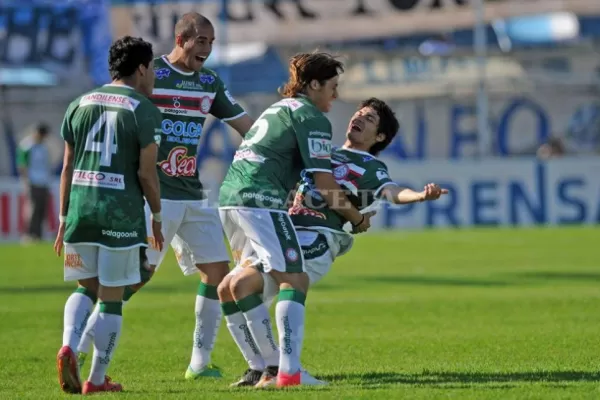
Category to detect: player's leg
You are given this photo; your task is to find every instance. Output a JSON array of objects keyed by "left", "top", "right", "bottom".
[
  {"left": 81, "top": 247, "right": 143, "bottom": 394},
  {"left": 253, "top": 212, "right": 308, "bottom": 387},
  {"left": 58, "top": 244, "right": 99, "bottom": 394},
  {"left": 177, "top": 202, "right": 230, "bottom": 378},
  {"left": 218, "top": 267, "right": 267, "bottom": 387},
  {"left": 77, "top": 201, "right": 183, "bottom": 362}
]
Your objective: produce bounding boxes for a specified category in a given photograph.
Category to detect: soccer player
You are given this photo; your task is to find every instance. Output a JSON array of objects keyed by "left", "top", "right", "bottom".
[
  {"left": 218, "top": 52, "right": 373, "bottom": 388},
  {"left": 219, "top": 97, "right": 448, "bottom": 387},
  {"left": 77, "top": 12, "right": 254, "bottom": 379},
  {"left": 54, "top": 36, "right": 164, "bottom": 394}
]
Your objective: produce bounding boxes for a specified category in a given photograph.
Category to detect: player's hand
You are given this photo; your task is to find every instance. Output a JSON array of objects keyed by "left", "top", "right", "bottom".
[
  {"left": 54, "top": 223, "right": 65, "bottom": 257},
  {"left": 151, "top": 220, "right": 164, "bottom": 252},
  {"left": 421, "top": 183, "right": 449, "bottom": 201},
  {"left": 351, "top": 210, "right": 376, "bottom": 234}
]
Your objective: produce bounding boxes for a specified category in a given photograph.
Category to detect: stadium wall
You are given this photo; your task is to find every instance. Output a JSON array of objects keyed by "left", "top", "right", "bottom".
[{"left": 0, "top": 157, "right": 597, "bottom": 243}]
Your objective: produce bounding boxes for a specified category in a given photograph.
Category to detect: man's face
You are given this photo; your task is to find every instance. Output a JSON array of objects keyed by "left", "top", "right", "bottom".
[
  {"left": 311, "top": 75, "right": 339, "bottom": 113},
  {"left": 178, "top": 24, "right": 215, "bottom": 72},
  {"left": 139, "top": 59, "right": 155, "bottom": 97},
  {"left": 346, "top": 106, "right": 381, "bottom": 148}
]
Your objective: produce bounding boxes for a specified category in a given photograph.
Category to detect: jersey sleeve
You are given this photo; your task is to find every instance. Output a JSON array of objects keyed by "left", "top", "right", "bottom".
[
  {"left": 294, "top": 116, "right": 333, "bottom": 173},
  {"left": 136, "top": 102, "right": 163, "bottom": 148},
  {"left": 60, "top": 103, "right": 75, "bottom": 146},
  {"left": 371, "top": 164, "right": 398, "bottom": 199},
  {"left": 210, "top": 75, "right": 246, "bottom": 121}
]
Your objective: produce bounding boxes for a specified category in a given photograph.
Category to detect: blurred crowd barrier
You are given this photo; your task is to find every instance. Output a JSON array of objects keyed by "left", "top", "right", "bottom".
[{"left": 0, "top": 0, "right": 598, "bottom": 240}]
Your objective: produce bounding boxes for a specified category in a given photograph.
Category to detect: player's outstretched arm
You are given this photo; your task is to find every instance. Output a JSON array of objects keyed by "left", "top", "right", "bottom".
[
  {"left": 54, "top": 143, "right": 75, "bottom": 256},
  {"left": 380, "top": 183, "right": 448, "bottom": 204},
  {"left": 138, "top": 143, "right": 164, "bottom": 251}
]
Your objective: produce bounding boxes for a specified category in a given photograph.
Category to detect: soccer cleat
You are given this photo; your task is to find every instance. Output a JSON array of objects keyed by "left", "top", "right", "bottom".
[
  {"left": 254, "top": 365, "right": 279, "bottom": 388},
  {"left": 56, "top": 345, "right": 81, "bottom": 394},
  {"left": 229, "top": 368, "right": 263, "bottom": 387},
  {"left": 276, "top": 369, "right": 328, "bottom": 387},
  {"left": 82, "top": 376, "right": 122, "bottom": 394},
  {"left": 77, "top": 352, "right": 87, "bottom": 370},
  {"left": 184, "top": 364, "right": 223, "bottom": 380}
]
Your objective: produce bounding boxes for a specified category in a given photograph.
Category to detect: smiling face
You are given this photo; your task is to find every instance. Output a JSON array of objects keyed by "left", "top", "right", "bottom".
[
  {"left": 176, "top": 23, "right": 214, "bottom": 72},
  {"left": 308, "top": 75, "right": 339, "bottom": 113},
  {"left": 346, "top": 106, "right": 385, "bottom": 151}
]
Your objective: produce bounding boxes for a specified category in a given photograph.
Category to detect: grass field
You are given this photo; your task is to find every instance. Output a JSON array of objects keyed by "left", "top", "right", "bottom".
[{"left": 1, "top": 226, "right": 599, "bottom": 399}]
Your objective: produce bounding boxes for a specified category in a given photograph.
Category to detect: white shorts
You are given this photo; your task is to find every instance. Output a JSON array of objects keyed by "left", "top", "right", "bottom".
[
  {"left": 64, "top": 244, "right": 145, "bottom": 287},
  {"left": 219, "top": 207, "right": 304, "bottom": 274},
  {"left": 145, "top": 199, "right": 230, "bottom": 276},
  {"left": 227, "top": 227, "right": 354, "bottom": 308}
]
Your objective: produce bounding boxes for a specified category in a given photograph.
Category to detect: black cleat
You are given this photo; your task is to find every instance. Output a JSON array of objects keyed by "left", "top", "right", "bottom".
[
  {"left": 255, "top": 365, "right": 279, "bottom": 388},
  {"left": 230, "top": 368, "right": 263, "bottom": 387}
]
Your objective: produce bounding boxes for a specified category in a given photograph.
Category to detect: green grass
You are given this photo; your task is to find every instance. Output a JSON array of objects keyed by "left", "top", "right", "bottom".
[{"left": 1, "top": 226, "right": 600, "bottom": 399}]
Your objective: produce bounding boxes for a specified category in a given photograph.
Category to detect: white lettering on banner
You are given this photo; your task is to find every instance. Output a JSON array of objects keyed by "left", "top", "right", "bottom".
[
  {"left": 72, "top": 170, "right": 125, "bottom": 190},
  {"left": 377, "top": 157, "right": 600, "bottom": 229},
  {"left": 111, "top": 0, "right": 595, "bottom": 47}
]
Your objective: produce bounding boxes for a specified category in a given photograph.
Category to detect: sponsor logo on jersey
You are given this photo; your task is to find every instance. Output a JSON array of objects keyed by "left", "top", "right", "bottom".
[
  {"left": 152, "top": 89, "right": 215, "bottom": 118},
  {"left": 80, "top": 93, "right": 140, "bottom": 111},
  {"left": 161, "top": 119, "right": 202, "bottom": 145},
  {"left": 233, "top": 149, "right": 266, "bottom": 163},
  {"left": 308, "top": 138, "right": 332, "bottom": 159},
  {"left": 285, "top": 248, "right": 299, "bottom": 262},
  {"left": 158, "top": 146, "right": 197, "bottom": 177},
  {"left": 376, "top": 169, "right": 390, "bottom": 181},
  {"left": 276, "top": 212, "right": 292, "bottom": 241},
  {"left": 308, "top": 131, "right": 330, "bottom": 138},
  {"left": 64, "top": 253, "right": 83, "bottom": 268},
  {"left": 276, "top": 98, "right": 304, "bottom": 111},
  {"left": 200, "top": 74, "right": 215, "bottom": 84},
  {"left": 155, "top": 68, "right": 171, "bottom": 79},
  {"left": 333, "top": 164, "right": 350, "bottom": 180},
  {"left": 289, "top": 192, "right": 327, "bottom": 220},
  {"left": 102, "top": 229, "right": 139, "bottom": 239},
  {"left": 363, "top": 155, "right": 374, "bottom": 162},
  {"left": 241, "top": 192, "right": 284, "bottom": 206},
  {"left": 72, "top": 170, "right": 125, "bottom": 190},
  {"left": 175, "top": 80, "right": 203, "bottom": 90},
  {"left": 224, "top": 89, "right": 237, "bottom": 105}
]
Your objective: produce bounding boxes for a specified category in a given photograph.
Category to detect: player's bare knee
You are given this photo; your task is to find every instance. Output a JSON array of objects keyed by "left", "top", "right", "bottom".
[
  {"left": 230, "top": 268, "right": 264, "bottom": 300},
  {"left": 272, "top": 271, "right": 309, "bottom": 294},
  {"left": 98, "top": 285, "right": 125, "bottom": 302},
  {"left": 217, "top": 275, "right": 235, "bottom": 302},
  {"left": 77, "top": 278, "right": 99, "bottom": 295},
  {"left": 196, "top": 261, "right": 229, "bottom": 285}
]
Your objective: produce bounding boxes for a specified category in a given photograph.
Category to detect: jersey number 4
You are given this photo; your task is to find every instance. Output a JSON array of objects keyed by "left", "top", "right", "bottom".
[{"left": 84, "top": 111, "right": 118, "bottom": 167}]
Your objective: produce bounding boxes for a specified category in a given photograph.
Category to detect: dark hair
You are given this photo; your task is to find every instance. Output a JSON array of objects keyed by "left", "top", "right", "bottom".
[
  {"left": 279, "top": 52, "right": 344, "bottom": 98},
  {"left": 175, "top": 12, "right": 213, "bottom": 41},
  {"left": 359, "top": 98, "right": 399, "bottom": 155},
  {"left": 108, "top": 36, "right": 154, "bottom": 80},
  {"left": 37, "top": 123, "right": 50, "bottom": 136}
]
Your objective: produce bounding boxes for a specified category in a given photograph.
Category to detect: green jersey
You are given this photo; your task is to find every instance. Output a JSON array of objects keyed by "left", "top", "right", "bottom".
[
  {"left": 219, "top": 97, "right": 333, "bottom": 210},
  {"left": 151, "top": 56, "right": 246, "bottom": 200},
  {"left": 290, "top": 147, "right": 396, "bottom": 232},
  {"left": 60, "top": 84, "right": 163, "bottom": 248}
]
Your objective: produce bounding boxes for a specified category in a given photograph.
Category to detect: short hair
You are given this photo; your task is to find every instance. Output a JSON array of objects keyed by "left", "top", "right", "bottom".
[
  {"left": 175, "top": 12, "right": 213, "bottom": 41},
  {"left": 359, "top": 98, "right": 399, "bottom": 155},
  {"left": 108, "top": 36, "right": 154, "bottom": 80},
  {"left": 279, "top": 52, "right": 344, "bottom": 98},
  {"left": 37, "top": 123, "right": 50, "bottom": 136}
]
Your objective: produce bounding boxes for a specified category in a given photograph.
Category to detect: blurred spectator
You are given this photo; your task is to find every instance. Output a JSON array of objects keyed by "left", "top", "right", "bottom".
[
  {"left": 17, "top": 123, "right": 52, "bottom": 243},
  {"left": 537, "top": 137, "right": 566, "bottom": 159}
]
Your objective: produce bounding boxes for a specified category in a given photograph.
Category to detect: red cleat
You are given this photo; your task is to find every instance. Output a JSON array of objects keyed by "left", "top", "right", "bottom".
[
  {"left": 276, "top": 371, "right": 301, "bottom": 387},
  {"left": 82, "top": 376, "right": 123, "bottom": 395},
  {"left": 56, "top": 345, "right": 81, "bottom": 394}
]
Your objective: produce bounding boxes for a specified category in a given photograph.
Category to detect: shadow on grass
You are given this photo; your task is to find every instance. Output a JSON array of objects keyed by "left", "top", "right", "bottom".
[
  {"left": 515, "top": 272, "right": 600, "bottom": 282},
  {"left": 0, "top": 283, "right": 189, "bottom": 294},
  {"left": 359, "top": 275, "right": 512, "bottom": 287},
  {"left": 320, "top": 370, "right": 600, "bottom": 387}
]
